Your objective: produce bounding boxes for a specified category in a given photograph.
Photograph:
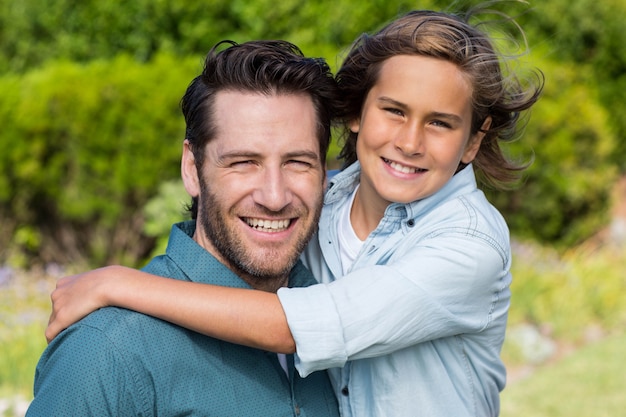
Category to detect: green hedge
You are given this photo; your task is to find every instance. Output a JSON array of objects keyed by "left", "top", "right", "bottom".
[
  {"left": 0, "top": 51, "right": 619, "bottom": 267},
  {"left": 0, "top": 0, "right": 622, "bottom": 265},
  {"left": 486, "top": 53, "right": 618, "bottom": 248},
  {"left": 0, "top": 53, "right": 201, "bottom": 266}
]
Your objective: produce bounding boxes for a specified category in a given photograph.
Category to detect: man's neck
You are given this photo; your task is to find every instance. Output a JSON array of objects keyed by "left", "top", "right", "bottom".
[
  {"left": 240, "top": 274, "right": 289, "bottom": 293},
  {"left": 193, "top": 230, "right": 289, "bottom": 293}
]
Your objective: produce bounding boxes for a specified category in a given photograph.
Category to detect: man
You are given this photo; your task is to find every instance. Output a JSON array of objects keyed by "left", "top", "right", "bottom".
[{"left": 27, "top": 40, "right": 340, "bottom": 416}]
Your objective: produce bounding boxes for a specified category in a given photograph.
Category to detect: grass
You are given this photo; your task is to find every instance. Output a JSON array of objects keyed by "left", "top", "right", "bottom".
[
  {"left": 504, "top": 241, "right": 626, "bottom": 352},
  {"left": 500, "top": 241, "right": 626, "bottom": 416},
  {"left": 0, "top": 267, "right": 53, "bottom": 416},
  {"left": 0, "top": 241, "right": 624, "bottom": 416},
  {"left": 501, "top": 331, "right": 626, "bottom": 416}
]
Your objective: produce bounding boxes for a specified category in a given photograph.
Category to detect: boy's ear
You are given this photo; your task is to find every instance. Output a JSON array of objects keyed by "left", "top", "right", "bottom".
[
  {"left": 181, "top": 140, "right": 200, "bottom": 197},
  {"left": 349, "top": 118, "right": 361, "bottom": 133},
  {"left": 462, "top": 117, "right": 492, "bottom": 164}
]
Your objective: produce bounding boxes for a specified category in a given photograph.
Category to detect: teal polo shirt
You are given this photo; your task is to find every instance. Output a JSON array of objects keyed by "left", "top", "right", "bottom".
[{"left": 27, "top": 221, "right": 339, "bottom": 417}]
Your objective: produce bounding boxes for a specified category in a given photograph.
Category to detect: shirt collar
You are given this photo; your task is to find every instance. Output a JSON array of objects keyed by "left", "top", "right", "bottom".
[{"left": 325, "top": 162, "right": 478, "bottom": 219}]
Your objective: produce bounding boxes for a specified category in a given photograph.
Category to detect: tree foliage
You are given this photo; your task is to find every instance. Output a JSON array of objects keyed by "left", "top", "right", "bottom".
[
  {"left": 517, "top": 0, "right": 626, "bottom": 169},
  {"left": 0, "top": 53, "right": 198, "bottom": 266},
  {"left": 0, "top": 0, "right": 432, "bottom": 73},
  {"left": 0, "top": 0, "right": 622, "bottom": 265},
  {"left": 487, "top": 52, "right": 617, "bottom": 247}
]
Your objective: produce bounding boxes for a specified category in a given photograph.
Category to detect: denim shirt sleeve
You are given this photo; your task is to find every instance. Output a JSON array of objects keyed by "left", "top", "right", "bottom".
[
  {"left": 278, "top": 231, "right": 510, "bottom": 377},
  {"left": 27, "top": 321, "right": 148, "bottom": 416}
]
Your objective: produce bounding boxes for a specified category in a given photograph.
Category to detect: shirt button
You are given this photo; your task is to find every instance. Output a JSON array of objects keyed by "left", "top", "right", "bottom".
[
  {"left": 294, "top": 404, "right": 301, "bottom": 415},
  {"left": 407, "top": 219, "right": 415, "bottom": 227},
  {"left": 341, "top": 386, "right": 349, "bottom": 396}
]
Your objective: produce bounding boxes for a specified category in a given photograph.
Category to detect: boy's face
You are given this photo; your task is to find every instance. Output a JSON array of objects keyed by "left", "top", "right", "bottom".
[{"left": 350, "top": 54, "right": 485, "bottom": 216}]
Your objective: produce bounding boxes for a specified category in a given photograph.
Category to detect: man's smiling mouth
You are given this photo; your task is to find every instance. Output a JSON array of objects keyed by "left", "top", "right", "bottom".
[{"left": 244, "top": 218, "right": 292, "bottom": 232}]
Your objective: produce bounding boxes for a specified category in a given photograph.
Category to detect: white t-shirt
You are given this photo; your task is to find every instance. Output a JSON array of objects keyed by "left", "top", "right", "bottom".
[{"left": 337, "top": 185, "right": 364, "bottom": 274}]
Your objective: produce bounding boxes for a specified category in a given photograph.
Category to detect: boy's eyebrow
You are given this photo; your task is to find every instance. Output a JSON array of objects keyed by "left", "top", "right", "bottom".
[
  {"left": 377, "top": 96, "right": 409, "bottom": 111},
  {"left": 430, "top": 112, "right": 463, "bottom": 124}
]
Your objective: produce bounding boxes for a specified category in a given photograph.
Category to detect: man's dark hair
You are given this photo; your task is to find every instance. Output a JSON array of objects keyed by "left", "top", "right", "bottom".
[{"left": 181, "top": 40, "right": 339, "bottom": 218}]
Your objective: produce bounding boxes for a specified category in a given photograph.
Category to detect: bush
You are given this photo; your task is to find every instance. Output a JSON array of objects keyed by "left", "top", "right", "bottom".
[
  {"left": 0, "top": 1, "right": 621, "bottom": 263},
  {"left": 487, "top": 54, "right": 618, "bottom": 247},
  {"left": 0, "top": 53, "right": 200, "bottom": 267},
  {"left": 0, "top": 0, "right": 430, "bottom": 74},
  {"left": 519, "top": 0, "right": 626, "bottom": 170},
  {"left": 143, "top": 179, "right": 190, "bottom": 259}
]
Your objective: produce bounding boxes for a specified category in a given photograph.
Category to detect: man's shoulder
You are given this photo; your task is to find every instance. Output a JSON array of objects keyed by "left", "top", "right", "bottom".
[
  {"left": 32, "top": 306, "right": 198, "bottom": 399},
  {"left": 29, "top": 308, "right": 155, "bottom": 416},
  {"left": 44, "top": 307, "right": 165, "bottom": 369},
  {"left": 72, "top": 304, "right": 188, "bottom": 344},
  {"left": 142, "top": 252, "right": 188, "bottom": 278}
]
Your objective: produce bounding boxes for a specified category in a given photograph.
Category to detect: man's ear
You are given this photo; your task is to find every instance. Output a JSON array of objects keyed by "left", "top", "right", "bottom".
[
  {"left": 461, "top": 117, "right": 492, "bottom": 164},
  {"left": 181, "top": 139, "right": 200, "bottom": 197}
]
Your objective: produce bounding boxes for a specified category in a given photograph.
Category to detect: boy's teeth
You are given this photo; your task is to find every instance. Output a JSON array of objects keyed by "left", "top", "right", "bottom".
[{"left": 389, "top": 161, "right": 417, "bottom": 174}]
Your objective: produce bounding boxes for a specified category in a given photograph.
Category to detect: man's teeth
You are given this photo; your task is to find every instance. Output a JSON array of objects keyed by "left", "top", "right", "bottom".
[
  {"left": 246, "top": 218, "right": 291, "bottom": 232},
  {"left": 388, "top": 160, "right": 420, "bottom": 174}
]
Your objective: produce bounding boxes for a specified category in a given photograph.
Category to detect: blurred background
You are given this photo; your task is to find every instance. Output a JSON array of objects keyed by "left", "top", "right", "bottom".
[{"left": 0, "top": 0, "right": 624, "bottom": 415}]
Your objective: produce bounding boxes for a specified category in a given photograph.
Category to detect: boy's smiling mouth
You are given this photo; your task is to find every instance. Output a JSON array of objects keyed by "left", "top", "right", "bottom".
[{"left": 383, "top": 158, "right": 426, "bottom": 174}]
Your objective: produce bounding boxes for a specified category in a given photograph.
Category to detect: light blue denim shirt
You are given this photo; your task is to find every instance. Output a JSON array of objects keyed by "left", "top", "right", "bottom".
[{"left": 277, "top": 162, "right": 511, "bottom": 417}]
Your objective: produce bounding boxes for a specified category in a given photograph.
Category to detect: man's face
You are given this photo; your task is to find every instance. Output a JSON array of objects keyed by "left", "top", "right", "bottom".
[{"left": 182, "top": 91, "right": 325, "bottom": 291}]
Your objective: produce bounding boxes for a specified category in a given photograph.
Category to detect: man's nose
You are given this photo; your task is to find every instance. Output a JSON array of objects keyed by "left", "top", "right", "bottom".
[{"left": 251, "top": 168, "right": 293, "bottom": 211}]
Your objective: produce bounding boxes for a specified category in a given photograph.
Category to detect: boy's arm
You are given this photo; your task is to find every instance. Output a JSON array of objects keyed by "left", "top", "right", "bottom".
[{"left": 46, "top": 265, "right": 296, "bottom": 353}]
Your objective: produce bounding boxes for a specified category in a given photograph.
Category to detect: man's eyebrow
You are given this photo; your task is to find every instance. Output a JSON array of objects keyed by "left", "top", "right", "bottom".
[
  {"left": 219, "top": 150, "right": 320, "bottom": 160},
  {"left": 219, "top": 150, "right": 262, "bottom": 160},
  {"left": 283, "top": 150, "right": 320, "bottom": 160}
]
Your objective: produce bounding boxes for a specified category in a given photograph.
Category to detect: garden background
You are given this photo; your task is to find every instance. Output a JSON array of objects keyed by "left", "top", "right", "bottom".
[{"left": 1, "top": 0, "right": 624, "bottom": 415}]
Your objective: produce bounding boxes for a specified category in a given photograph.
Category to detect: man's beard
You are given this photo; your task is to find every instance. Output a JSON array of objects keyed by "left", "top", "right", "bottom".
[{"left": 197, "top": 177, "right": 321, "bottom": 289}]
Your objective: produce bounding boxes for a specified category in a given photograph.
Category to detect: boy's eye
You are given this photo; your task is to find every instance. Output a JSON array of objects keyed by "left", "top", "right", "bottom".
[{"left": 431, "top": 120, "right": 452, "bottom": 129}]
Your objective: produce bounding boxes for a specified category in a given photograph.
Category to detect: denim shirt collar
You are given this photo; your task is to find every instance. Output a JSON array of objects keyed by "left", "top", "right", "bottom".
[{"left": 326, "top": 161, "right": 478, "bottom": 221}]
